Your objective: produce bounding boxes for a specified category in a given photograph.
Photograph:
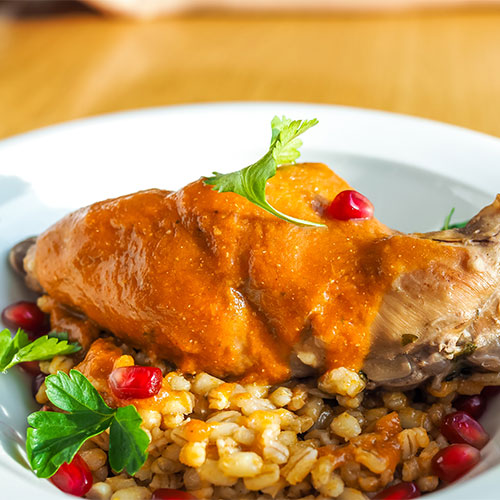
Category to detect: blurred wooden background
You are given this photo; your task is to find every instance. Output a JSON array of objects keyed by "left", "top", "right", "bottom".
[{"left": 1, "top": 3, "right": 500, "bottom": 139}]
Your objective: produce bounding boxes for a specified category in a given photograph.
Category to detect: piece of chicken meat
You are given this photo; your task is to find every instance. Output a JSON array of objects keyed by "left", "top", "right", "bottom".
[{"left": 13, "top": 163, "right": 500, "bottom": 388}]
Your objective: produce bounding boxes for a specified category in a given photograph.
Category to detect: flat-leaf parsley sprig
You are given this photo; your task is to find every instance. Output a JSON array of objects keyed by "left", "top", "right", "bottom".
[
  {"left": 27, "top": 369, "right": 149, "bottom": 478},
  {"left": 204, "top": 116, "right": 326, "bottom": 228},
  {"left": 0, "top": 328, "right": 80, "bottom": 373}
]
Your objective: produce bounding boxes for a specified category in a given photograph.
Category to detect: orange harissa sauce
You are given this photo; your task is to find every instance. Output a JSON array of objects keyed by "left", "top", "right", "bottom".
[
  {"left": 76, "top": 338, "right": 193, "bottom": 411},
  {"left": 36, "top": 163, "right": 466, "bottom": 384},
  {"left": 318, "top": 412, "right": 402, "bottom": 476}
]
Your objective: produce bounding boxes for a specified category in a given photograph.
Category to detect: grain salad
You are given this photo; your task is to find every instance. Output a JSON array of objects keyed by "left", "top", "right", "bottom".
[{"left": 28, "top": 327, "right": 498, "bottom": 500}]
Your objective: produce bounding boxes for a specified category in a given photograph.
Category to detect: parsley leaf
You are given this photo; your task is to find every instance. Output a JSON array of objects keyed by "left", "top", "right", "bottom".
[
  {"left": 109, "top": 406, "right": 151, "bottom": 474},
  {"left": 204, "top": 116, "right": 325, "bottom": 228},
  {"left": 442, "top": 207, "right": 468, "bottom": 230},
  {"left": 48, "top": 331, "right": 69, "bottom": 341},
  {"left": 45, "top": 369, "right": 114, "bottom": 415},
  {"left": 0, "top": 328, "right": 29, "bottom": 370},
  {"left": 27, "top": 409, "right": 111, "bottom": 478},
  {"left": 0, "top": 328, "right": 80, "bottom": 373},
  {"left": 27, "top": 369, "right": 149, "bottom": 478}
]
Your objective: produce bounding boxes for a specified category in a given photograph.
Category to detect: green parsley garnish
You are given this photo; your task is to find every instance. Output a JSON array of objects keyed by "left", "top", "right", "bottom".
[
  {"left": 47, "top": 331, "right": 70, "bottom": 341},
  {"left": 26, "top": 369, "right": 149, "bottom": 478},
  {"left": 204, "top": 116, "right": 325, "bottom": 228},
  {"left": 442, "top": 207, "right": 468, "bottom": 230},
  {"left": 0, "top": 328, "right": 80, "bottom": 373}
]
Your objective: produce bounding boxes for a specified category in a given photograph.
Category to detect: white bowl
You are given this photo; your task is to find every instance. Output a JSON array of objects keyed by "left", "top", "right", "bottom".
[{"left": 1, "top": 102, "right": 499, "bottom": 499}]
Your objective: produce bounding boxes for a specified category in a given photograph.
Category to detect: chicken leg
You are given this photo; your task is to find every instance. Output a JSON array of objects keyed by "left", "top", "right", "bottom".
[{"left": 19, "top": 163, "right": 500, "bottom": 387}]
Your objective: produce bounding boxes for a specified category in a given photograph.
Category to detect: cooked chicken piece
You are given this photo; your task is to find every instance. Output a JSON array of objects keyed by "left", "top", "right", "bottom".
[
  {"left": 366, "top": 198, "right": 500, "bottom": 388},
  {"left": 17, "top": 163, "right": 500, "bottom": 387}
]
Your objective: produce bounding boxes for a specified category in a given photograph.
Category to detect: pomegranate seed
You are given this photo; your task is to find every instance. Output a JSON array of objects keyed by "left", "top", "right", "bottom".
[
  {"left": 482, "top": 386, "right": 500, "bottom": 399},
  {"left": 454, "top": 394, "right": 487, "bottom": 419},
  {"left": 109, "top": 366, "right": 163, "bottom": 399},
  {"left": 373, "top": 482, "right": 420, "bottom": 499},
  {"left": 20, "top": 360, "right": 41, "bottom": 376},
  {"left": 32, "top": 372, "right": 46, "bottom": 397},
  {"left": 1, "top": 301, "right": 47, "bottom": 334},
  {"left": 441, "top": 411, "right": 489, "bottom": 449},
  {"left": 50, "top": 454, "right": 92, "bottom": 496},
  {"left": 326, "top": 190, "right": 374, "bottom": 221},
  {"left": 152, "top": 489, "right": 197, "bottom": 500},
  {"left": 432, "top": 444, "right": 480, "bottom": 482}
]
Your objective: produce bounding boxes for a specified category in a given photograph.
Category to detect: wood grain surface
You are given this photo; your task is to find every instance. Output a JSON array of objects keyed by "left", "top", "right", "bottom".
[{"left": 1, "top": 7, "right": 500, "bottom": 139}]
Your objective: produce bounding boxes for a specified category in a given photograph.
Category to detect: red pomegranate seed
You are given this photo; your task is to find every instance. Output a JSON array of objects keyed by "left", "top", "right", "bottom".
[
  {"left": 1, "top": 301, "right": 47, "bottom": 334},
  {"left": 109, "top": 366, "right": 163, "bottom": 399},
  {"left": 326, "top": 190, "right": 374, "bottom": 221},
  {"left": 440, "top": 411, "right": 489, "bottom": 449},
  {"left": 432, "top": 443, "right": 480, "bottom": 482},
  {"left": 20, "top": 360, "right": 41, "bottom": 376},
  {"left": 482, "top": 386, "right": 500, "bottom": 399},
  {"left": 454, "top": 394, "right": 487, "bottom": 419},
  {"left": 152, "top": 489, "right": 197, "bottom": 500},
  {"left": 50, "top": 454, "right": 92, "bottom": 497},
  {"left": 373, "top": 482, "right": 421, "bottom": 499}
]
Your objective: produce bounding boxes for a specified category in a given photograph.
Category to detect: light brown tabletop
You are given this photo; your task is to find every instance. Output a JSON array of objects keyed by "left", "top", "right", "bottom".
[{"left": 1, "top": 6, "right": 500, "bottom": 140}]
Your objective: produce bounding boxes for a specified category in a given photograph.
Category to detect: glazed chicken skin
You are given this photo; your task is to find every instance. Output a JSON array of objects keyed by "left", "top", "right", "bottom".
[{"left": 22, "top": 163, "right": 500, "bottom": 388}]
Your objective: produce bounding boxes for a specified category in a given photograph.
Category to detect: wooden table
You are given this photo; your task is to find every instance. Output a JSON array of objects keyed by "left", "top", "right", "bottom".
[{"left": 1, "top": 6, "right": 500, "bottom": 140}]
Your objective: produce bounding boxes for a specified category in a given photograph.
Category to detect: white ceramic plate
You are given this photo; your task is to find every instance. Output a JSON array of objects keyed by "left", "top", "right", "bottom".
[{"left": 1, "top": 102, "right": 500, "bottom": 499}]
